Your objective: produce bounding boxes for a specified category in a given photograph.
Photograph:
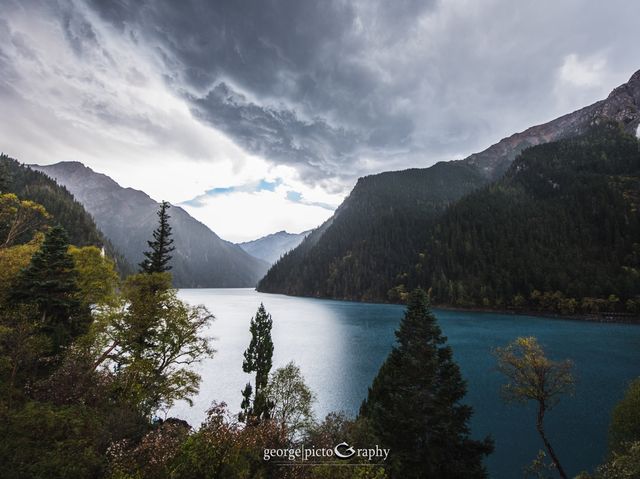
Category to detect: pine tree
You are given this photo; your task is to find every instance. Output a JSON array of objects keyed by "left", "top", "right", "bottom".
[
  {"left": 241, "top": 303, "right": 274, "bottom": 422},
  {"left": 359, "top": 288, "right": 493, "bottom": 478},
  {"left": 12, "top": 225, "right": 87, "bottom": 352},
  {"left": 140, "top": 201, "right": 175, "bottom": 274}
]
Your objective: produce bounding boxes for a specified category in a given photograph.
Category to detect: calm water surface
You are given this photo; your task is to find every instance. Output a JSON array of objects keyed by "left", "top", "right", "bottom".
[{"left": 173, "top": 288, "right": 640, "bottom": 479}]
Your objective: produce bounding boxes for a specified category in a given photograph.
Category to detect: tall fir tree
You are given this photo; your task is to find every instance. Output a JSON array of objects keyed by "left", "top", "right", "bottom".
[
  {"left": 359, "top": 288, "right": 493, "bottom": 478},
  {"left": 12, "top": 225, "right": 87, "bottom": 352},
  {"left": 241, "top": 303, "right": 274, "bottom": 422},
  {"left": 139, "top": 201, "right": 175, "bottom": 274}
]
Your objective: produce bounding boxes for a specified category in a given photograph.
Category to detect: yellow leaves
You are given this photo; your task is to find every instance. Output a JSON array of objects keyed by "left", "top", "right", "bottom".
[
  {"left": 494, "top": 336, "right": 574, "bottom": 409},
  {"left": 0, "top": 236, "right": 42, "bottom": 304},
  {"left": 0, "top": 193, "right": 50, "bottom": 248}
]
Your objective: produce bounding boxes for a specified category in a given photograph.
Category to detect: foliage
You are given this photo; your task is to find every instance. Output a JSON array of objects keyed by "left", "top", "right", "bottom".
[
  {"left": 139, "top": 201, "right": 175, "bottom": 274},
  {"left": 266, "top": 361, "right": 315, "bottom": 438},
  {"left": 608, "top": 378, "right": 640, "bottom": 456},
  {"left": 241, "top": 303, "right": 274, "bottom": 422},
  {"left": 0, "top": 192, "right": 49, "bottom": 248},
  {"left": 11, "top": 225, "right": 89, "bottom": 354},
  {"left": 69, "top": 245, "right": 120, "bottom": 307},
  {"left": 495, "top": 337, "right": 574, "bottom": 478},
  {"left": 0, "top": 235, "right": 42, "bottom": 304},
  {"left": 359, "top": 288, "right": 493, "bottom": 478},
  {"left": 93, "top": 273, "right": 215, "bottom": 418}
]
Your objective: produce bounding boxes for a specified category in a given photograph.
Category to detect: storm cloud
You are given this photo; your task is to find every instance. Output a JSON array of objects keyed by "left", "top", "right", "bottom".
[{"left": 1, "top": 0, "right": 640, "bottom": 237}]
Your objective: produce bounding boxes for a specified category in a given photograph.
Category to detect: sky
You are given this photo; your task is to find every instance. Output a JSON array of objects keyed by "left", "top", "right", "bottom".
[{"left": 1, "top": 0, "right": 639, "bottom": 242}]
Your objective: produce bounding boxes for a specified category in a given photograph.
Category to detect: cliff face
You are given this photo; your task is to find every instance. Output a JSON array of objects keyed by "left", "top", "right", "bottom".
[
  {"left": 464, "top": 69, "right": 640, "bottom": 178},
  {"left": 32, "top": 162, "right": 269, "bottom": 288}
]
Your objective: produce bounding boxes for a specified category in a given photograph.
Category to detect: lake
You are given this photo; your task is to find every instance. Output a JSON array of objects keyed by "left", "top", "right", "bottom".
[{"left": 172, "top": 288, "right": 640, "bottom": 479}]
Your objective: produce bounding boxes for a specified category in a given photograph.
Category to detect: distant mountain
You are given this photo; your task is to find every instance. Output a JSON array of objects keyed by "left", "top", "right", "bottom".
[
  {"left": 32, "top": 162, "right": 269, "bottom": 288},
  {"left": 1, "top": 154, "right": 130, "bottom": 274},
  {"left": 239, "top": 230, "right": 311, "bottom": 265},
  {"left": 258, "top": 69, "right": 640, "bottom": 303},
  {"left": 407, "top": 123, "right": 640, "bottom": 313}
]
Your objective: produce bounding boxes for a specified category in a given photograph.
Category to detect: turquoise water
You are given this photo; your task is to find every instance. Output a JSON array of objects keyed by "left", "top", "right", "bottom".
[{"left": 173, "top": 288, "right": 640, "bottom": 479}]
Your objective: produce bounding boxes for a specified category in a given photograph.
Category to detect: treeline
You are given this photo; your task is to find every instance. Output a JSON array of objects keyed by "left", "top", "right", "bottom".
[
  {"left": 0, "top": 154, "right": 132, "bottom": 275},
  {"left": 403, "top": 123, "right": 640, "bottom": 315},
  {"left": 258, "top": 161, "right": 487, "bottom": 300}
]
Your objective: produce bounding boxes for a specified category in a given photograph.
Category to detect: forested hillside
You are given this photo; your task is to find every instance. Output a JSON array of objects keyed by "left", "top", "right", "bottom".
[
  {"left": 258, "top": 161, "right": 487, "bottom": 300},
  {"left": 0, "top": 154, "right": 130, "bottom": 274},
  {"left": 405, "top": 123, "right": 640, "bottom": 314}
]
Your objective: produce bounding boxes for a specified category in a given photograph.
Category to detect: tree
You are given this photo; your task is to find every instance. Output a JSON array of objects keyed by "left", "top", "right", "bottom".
[
  {"left": 140, "top": 201, "right": 175, "bottom": 274},
  {"left": 359, "top": 288, "right": 493, "bottom": 478},
  {"left": 494, "top": 337, "right": 574, "bottom": 479},
  {"left": 69, "top": 245, "right": 119, "bottom": 307},
  {"left": 11, "top": 225, "right": 87, "bottom": 353},
  {"left": 92, "top": 273, "right": 214, "bottom": 418},
  {"left": 0, "top": 193, "right": 49, "bottom": 248},
  {"left": 609, "top": 378, "right": 640, "bottom": 456},
  {"left": 241, "top": 303, "right": 274, "bottom": 422},
  {"left": 266, "top": 361, "right": 315, "bottom": 438}
]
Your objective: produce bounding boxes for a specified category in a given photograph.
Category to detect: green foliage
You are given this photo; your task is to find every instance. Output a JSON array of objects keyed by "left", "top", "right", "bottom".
[
  {"left": 258, "top": 162, "right": 487, "bottom": 301},
  {"left": 266, "top": 361, "right": 315, "bottom": 437},
  {"left": 139, "top": 201, "right": 175, "bottom": 274},
  {"left": 11, "top": 225, "right": 89, "bottom": 354},
  {"left": 241, "top": 303, "right": 274, "bottom": 422},
  {"left": 410, "top": 123, "right": 640, "bottom": 314},
  {"left": 609, "top": 378, "right": 640, "bottom": 456},
  {"left": 69, "top": 245, "right": 120, "bottom": 307},
  {"left": 359, "top": 288, "right": 493, "bottom": 478},
  {"left": 0, "top": 401, "right": 107, "bottom": 479},
  {"left": 94, "top": 273, "right": 215, "bottom": 418}
]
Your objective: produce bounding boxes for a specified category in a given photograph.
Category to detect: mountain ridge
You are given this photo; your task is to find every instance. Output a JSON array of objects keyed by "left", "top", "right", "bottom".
[
  {"left": 32, "top": 161, "right": 269, "bottom": 288},
  {"left": 239, "top": 229, "right": 311, "bottom": 265}
]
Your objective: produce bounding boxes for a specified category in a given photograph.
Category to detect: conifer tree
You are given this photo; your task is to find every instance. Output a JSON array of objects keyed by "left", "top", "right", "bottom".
[
  {"left": 359, "top": 288, "right": 493, "bottom": 478},
  {"left": 12, "top": 225, "right": 87, "bottom": 352},
  {"left": 241, "top": 303, "right": 274, "bottom": 422},
  {"left": 140, "top": 201, "right": 175, "bottom": 274}
]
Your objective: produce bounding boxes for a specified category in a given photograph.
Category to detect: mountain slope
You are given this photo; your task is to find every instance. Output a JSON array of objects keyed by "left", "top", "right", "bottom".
[
  {"left": 1, "top": 154, "right": 131, "bottom": 273},
  {"left": 32, "top": 162, "right": 269, "bottom": 288},
  {"left": 464, "top": 69, "right": 640, "bottom": 178},
  {"left": 258, "top": 161, "right": 487, "bottom": 300},
  {"left": 239, "top": 230, "right": 311, "bottom": 265},
  {"left": 407, "top": 123, "right": 640, "bottom": 313},
  {"left": 258, "top": 69, "right": 640, "bottom": 303}
]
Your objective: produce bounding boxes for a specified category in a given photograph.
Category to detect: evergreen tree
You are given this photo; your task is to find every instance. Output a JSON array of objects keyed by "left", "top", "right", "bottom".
[
  {"left": 139, "top": 201, "right": 175, "bottom": 274},
  {"left": 360, "top": 288, "right": 493, "bottom": 478},
  {"left": 241, "top": 303, "right": 274, "bottom": 422},
  {"left": 12, "top": 225, "right": 87, "bottom": 352}
]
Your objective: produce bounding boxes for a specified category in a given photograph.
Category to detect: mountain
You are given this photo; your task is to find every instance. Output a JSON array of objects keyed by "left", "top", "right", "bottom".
[
  {"left": 239, "top": 230, "right": 311, "bottom": 264},
  {"left": 406, "top": 123, "right": 640, "bottom": 314},
  {"left": 32, "top": 162, "right": 269, "bottom": 288},
  {"left": 258, "top": 161, "right": 488, "bottom": 300},
  {"left": 258, "top": 69, "right": 640, "bottom": 303},
  {"left": 466, "top": 69, "right": 640, "bottom": 178},
  {"left": 1, "top": 154, "right": 131, "bottom": 274}
]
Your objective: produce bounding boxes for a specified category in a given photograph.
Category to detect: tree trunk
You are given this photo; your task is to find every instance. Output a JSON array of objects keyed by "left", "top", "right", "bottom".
[{"left": 537, "top": 404, "right": 567, "bottom": 479}]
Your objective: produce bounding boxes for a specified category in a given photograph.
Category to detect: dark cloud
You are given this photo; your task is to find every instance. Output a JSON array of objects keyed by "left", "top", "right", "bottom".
[{"left": 4, "top": 0, "right": 640, "bottom": 190}]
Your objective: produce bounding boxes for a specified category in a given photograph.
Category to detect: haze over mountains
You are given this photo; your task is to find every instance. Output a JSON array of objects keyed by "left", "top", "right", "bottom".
[
  {"left": 238, "top": 230, "right": 311, "bottom": 265},
  {"left": 32, "top": 162, "right": 269, "bottom": 288},
  {"left": 258, "top": 69, "right": 640, "bottom": 306}
]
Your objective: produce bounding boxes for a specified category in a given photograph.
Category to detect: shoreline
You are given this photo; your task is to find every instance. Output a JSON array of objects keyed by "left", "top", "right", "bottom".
[{"left": 254, "top": 288, "right": 640, "bottom": 325}]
